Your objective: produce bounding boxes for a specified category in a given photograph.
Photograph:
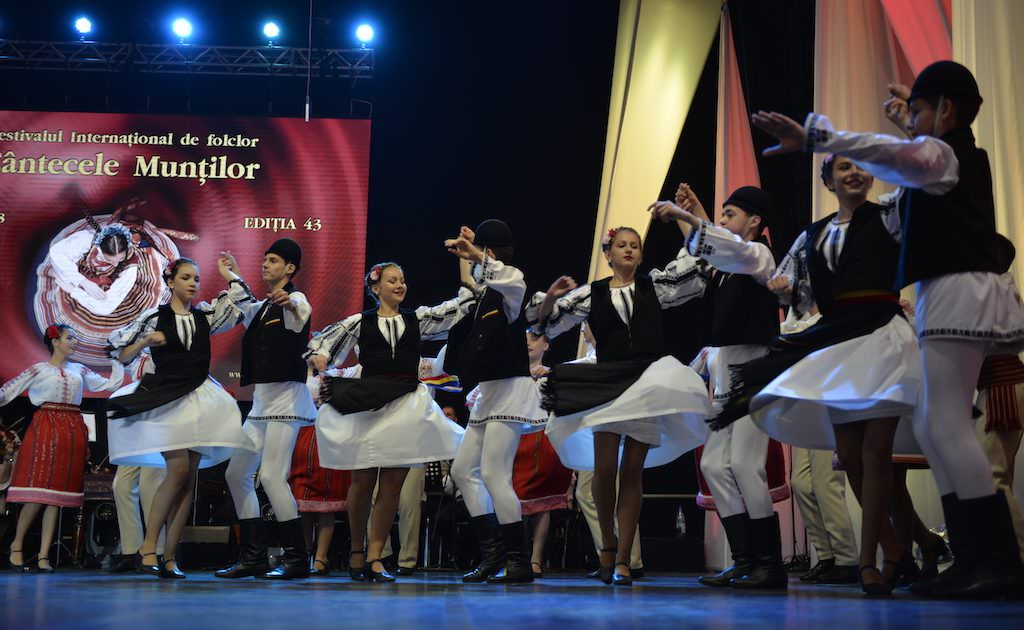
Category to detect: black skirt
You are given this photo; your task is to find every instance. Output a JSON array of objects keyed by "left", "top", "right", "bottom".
[
  {"left": 710, "top": 301, "right": 903, "bottom": 430},
  {"left": 105, "top": 371, "right": 208, "bottom": 419},
  {"left": 324, "top": 375, "right": 419, "bottom": 415},
  {"left": 542, "top": 357, "right": 656, "bottom": 417}
]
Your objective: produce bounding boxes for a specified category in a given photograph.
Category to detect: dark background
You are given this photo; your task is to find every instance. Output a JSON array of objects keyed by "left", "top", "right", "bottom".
[{"left": 1, "top": 0, "right": 816, "bottom": 560}]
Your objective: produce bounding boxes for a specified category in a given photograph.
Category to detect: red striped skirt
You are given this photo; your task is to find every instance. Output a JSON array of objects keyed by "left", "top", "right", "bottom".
[
  {"left": 513, "top": 432, "right": 573, "bottom": 516},
  {"left": 288, "top": 426, "right": 351, "bottom": 513},
  {"left": 7, "top": 403, "right": 89, "bottom": 508}
]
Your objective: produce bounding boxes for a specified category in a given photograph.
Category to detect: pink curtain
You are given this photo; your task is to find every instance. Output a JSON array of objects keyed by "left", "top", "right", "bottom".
[{"left": 880, "top": 0, "right": 952, "bottom": 73}]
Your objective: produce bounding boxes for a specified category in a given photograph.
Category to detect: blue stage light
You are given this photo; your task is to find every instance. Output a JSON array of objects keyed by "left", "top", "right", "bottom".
[
  {"left": 263, "top": 22, "right": 280, "bottom": 39},
  {"left": 74, "top": 17, "right": 92, "bottom": 35},
  {"left": 172, "top": 18, "right": 193, "bottom": 40},
  {"left": 355, "top": 24, "right": 374, "bottom": 44}
]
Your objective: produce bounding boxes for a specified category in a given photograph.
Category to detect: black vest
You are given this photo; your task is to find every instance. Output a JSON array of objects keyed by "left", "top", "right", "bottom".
[
  {"left": 442, "top": 286, "right": 530, "bottom": 388},
  {"left": 806, "top": 202, "right": 900, "bottom": 314},
  {"left": 357, "top": 310, "right": 420, "bottom": 379},
  {"left": 151, "top": 304, "right": 211, "bottom": 380},
  {"left": 239, "top": 283, "right": 311, "bottom": 386},
  {"left": 702, "top": 239, "right": 779, "bottom": 347},
  {"left": 588, "top": 276, "right": 665, "bottom": 362},
  {"left": 896, "top": 127, "right": 998, "bottom": 288}
]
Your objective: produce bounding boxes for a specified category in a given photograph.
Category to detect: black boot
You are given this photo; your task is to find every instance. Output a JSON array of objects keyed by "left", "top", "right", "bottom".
[
  {"left": 732, "top": 513, "right": 788, "bottom": 590},
  {"left": 263, "top": 518, "right": 310, "bottom": 579},
  {"left": 930, "top": 491, "right": 1024, "bottom": 599},
  {"left": 215, "top": 518, "right": 270, "bottom": 578},
  {"left": 462, "top": 514, "right": 506, "bottom": 583},
  {"left": 488, "top": 521, "right": 534, "bottom": 584},
  {"left": 699, "top": 513, "right": 755, "bottom": 588},
  {"left": 911, "top": 493, "right": 968, "bottom": 596}
]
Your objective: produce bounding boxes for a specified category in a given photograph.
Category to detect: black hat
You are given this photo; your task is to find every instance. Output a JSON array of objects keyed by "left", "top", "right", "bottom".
[
  {"left": 265, "top": 238, "right": 302, "bottom": 270},
  {"left": 723, "top": 186, "right": 773, "bottom": 226},
  {"left": 909, "top": 60, "right": 982, "bottom": 104},
  {"left": 474, "top": 219, "right": 513, "bottom": 248}
]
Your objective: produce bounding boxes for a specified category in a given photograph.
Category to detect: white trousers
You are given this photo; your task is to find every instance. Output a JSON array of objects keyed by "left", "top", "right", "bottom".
[
  {"left": 791, "top": 447, "right": 858, "bottom": 565},
  {"left": 451, "top": 422, "right": 523, "bottom": 524},
  {"left": 700, "top": 416, "right": 772, "bottom": 519},
  {"left": 225, "top": 421, "right": 301, "bottom": 522},
  {"left": 112, "top": 465, "right": 166, "bottom": 555},
  {"left": 575, "top": 469, "right": 643, "bottom": 569}
]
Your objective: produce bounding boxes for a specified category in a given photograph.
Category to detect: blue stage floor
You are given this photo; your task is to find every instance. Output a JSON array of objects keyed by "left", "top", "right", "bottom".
[{"left": 2, "top": 571, "right": 1022, "bottom": 629}]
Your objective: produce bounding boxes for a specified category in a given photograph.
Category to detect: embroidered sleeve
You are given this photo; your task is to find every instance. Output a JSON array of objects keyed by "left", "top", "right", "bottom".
[
  {"left": 283, "top": 291, "right": 313, "bottom": 333},
  {"left": 772, "top": 231, "right": 813, "bottom": 312},
  {"left": 81, "top": 361, "right": 125, "bottom": 392},
  {"left": 200, "top": 279, "right": 255, "bottom": 334},
  {"left": 650, "top": 246, "right": 706, "bottom": 308},
  {"left": 305, "top": 313, "right": 361, "bottom": 366},
  {"left": 478, "top": 256, "right": 527, "bottom": 322},
  {"left": 686, "top": 221, "right": 776, "bottom": 285},
  {"left": 803, "top": 113, "right": 959, "bottom": 195},
  {"left": 108, "top": 308, "right": 160, "bottom": 361},
  {"left": 416, "top": 286, "right": 478, "bottom": 340},
  {"left": 532, "top": 284, "right": 592, "bottom": 340},
  {"left": 0, "top": 364, "right": 42, "bottom": 406}
]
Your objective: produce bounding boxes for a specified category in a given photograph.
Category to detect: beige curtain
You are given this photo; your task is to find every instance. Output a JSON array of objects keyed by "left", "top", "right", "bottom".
[
  {"left": 954, "top": 0, "right": 1024, "bottom": 287},
  {"left": 588, "top": 0, "right": 720, "bottom": 282}
]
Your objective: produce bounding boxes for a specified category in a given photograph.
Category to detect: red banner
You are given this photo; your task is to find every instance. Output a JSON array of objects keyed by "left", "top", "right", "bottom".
[{"left": 0, "top": 110, "right": 370, "bottom": 398}]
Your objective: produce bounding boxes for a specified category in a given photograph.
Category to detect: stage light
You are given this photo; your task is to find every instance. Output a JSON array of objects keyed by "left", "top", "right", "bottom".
[
  {"left": 74, "top": 17, "right": 93, "bottom": 36},
  {"left": 263, "top": 22, "right": 280, "bottom": 39},
  {"left": 355, "top": 24, "right": 374, "bottom": 45},
  {"left": 172, "top": 18, "right": 193, "bottom": 41}
]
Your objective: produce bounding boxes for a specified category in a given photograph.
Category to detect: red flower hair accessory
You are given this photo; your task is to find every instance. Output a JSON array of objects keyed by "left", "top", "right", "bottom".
[
  {"left": 45, "top": 325, "right": 62, "bottom": 340},
  {"left": 368, "top": 264, "right": 384, "bottom": 283},
  {"left": 601, "top": 228, "right": 618, "bottom": 249}
]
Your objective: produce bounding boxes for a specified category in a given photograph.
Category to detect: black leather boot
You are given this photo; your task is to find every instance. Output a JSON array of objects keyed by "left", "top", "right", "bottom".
[
  {"left": 488, "top": 520, "right": 534, "bottom": 584},
  {"left": 930, "top": 491, "right": 1024, "bottom": 599},
  {"left": 462, "top": 514, "right": 507, "bottom": 583},
  {"left": 215, "top": 518, "right": 270, "bottom": 578},
  {"left": 699, "top": 513, "right": 755, "bottom": 587},
  {"left": 263, "top": 518, "right": 310, "bottom": 579},
  {"left": 732, "top": 513, "right": 788, "bottom": 590},
  {"left": 911, "top": 493, "right": 968, "bottom": 596}
]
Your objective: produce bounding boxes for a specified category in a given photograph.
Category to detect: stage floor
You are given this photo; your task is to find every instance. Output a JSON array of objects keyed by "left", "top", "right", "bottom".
[{"left": 2, "top": 570, "right": 1021, "bottom": 629}]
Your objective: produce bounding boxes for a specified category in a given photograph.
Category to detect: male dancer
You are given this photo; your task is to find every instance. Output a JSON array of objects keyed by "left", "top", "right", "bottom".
[{"left": 216, "top": 239, "right": 318, "bottom": 580}]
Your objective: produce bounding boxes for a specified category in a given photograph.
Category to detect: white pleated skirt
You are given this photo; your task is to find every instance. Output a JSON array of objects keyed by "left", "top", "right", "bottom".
[
  {"left": 108, "top": 378, "right": 253, "bottom": 468},
  {"left": 750, "top": 315, "right": 922, "bottom": 453},
  {"left": 316, "top": 383, "right": 465, "bottom": 470},
  {"left": 917, "top": 271, "right": 1024, "bottom": 353},
  {"left": 544, "top": 356, "right": 713, "bottom": 470}
]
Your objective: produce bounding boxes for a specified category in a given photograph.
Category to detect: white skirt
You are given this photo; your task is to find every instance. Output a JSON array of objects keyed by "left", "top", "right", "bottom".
[
  {"left": 469, "top": 376, "right": 548, "bottom": 434},
  {"left": 316, "top": 383, "right": 465, "bottom": 470},
  {"left": 248, "top": 381, "right": 317, "bottom": 423},
  {"left": 544, "top": 357, "right": 713, "bottom": 470},
  {"left": 108, "top": 378, "right": 253, "bottom": 469},
  {"left": 750, "top": 315, "right": 922, "bottom": 452},
  {"left": 917, "top": 272, "right": 1024, "bottom": 353}
]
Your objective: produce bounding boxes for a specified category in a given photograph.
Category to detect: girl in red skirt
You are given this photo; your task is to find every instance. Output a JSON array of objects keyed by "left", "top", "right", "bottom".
[{"left": 2, "top": 324, "right": 123, "bottom": 572}]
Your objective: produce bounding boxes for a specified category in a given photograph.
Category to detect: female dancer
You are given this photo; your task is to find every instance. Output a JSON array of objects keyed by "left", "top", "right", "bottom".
[
  {"left": 307, "top": 262, "right": 470, "bottom": 582},
  {"left": 528, "top": 227, "right": 713, "bottom": 585},
  {"left": 2, "top": 325, "right": 123, "bottom": 572},
  {"left": 106, "top": 257, "right": 254, "bottom": 578},
  {"left": 697, "top": 155, "right": 923, "bottom": 594}
]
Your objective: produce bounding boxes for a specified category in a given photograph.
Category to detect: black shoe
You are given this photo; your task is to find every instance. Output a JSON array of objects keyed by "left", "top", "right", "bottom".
[
  {"left": 859, "top": 565, "right": 893, "bottom": 596},
  {"left": 348, "top": 549, "right": 367, "bottom": 581},
  {"left": 395, "top": 566, "right": 416, "bottom": 576},
  {"left": 137, "top": 552, "right": 160, "bottom": 576},
  {"left": 799, "top": 558, "right": 835, "bottom": 582},
  {"left": 105, "top": 554, "right": 140, "bottom": 574},
  {"left": 530, "top": 561, "right": 543, "bottom": 579},
  {"left": 35, "top": 558, "right": 55, "bottom": 574},
  {"left": 631, "top": 567, "right": 645, "bottom": 579},
  {"left": 462, "top": 514, "right": 507, "bottom": 583},
  {"left": 365, "top": 558, "right": 396, "bottom": 583},
  {"left": 215, "top": 518, "right": 270, "bottom": 578},
  {"left": 159, "top": 558, "right": 186, "bottom": 579},
  {"left": 310, "top": 558, "right": 331, "bottom": 576},
  {"left": 263, "top": 518, "right": 310, "bottom": 580},
  {"left": 912, "top": 493, "right": 964, "bottom": 596},
  {"left": 814, "top": 563, "right": 859, "bottom": 584},
  {"left": 731, "top": 514, "right": 788, "bottom": 590},
  {"left": 487, "top": 521, "right": 534, "bottom": 584},
  {"left": 612, "top": 563, "right": 632, "bottom": 586},
  {"left": 595, "top": 544, "right": 617, "bottom": 585},
  {"left": 6, "top": 549, "right": 29, "bottom": 573},
  {"left": 700, "top": 513, "right": 755, "bottom": 588},
  {"left": 918, "top": 534, "right": 950, "bottom": 582},
  {"left": 890, "top": 550, "right": 920, "bottom": 587}
]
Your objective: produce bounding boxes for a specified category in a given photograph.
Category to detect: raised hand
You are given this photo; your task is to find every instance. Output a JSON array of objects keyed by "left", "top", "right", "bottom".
[
  {"left": 309, "top": 354, "right": 328, "bottom": 373},
  {"left": 459, "top": 225, "right": 475, "bottom": 243},
  {"left": 218, "top": 252, "right": 240, "bottom": 280},
  {"left": 444, "top": 235, "right": 484, "bottom": 262},
  {"left": 267, "top": 288, "right": 295, "bottom": 311},
  {"left": 546, "top": 275, "right": 577, "bottom": 299},
  {"left": 766, "top": 276, "right": 792, "bottom": 298},
  {"left": 750, "top": 111, "right": 806, "bottom": 156},
  {"left": 887, "top": 82, "right": 910, "bottom": 101}
]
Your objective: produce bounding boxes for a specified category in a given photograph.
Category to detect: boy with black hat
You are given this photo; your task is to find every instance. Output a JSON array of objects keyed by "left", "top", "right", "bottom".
[
  {"left": 650, "top": 183, "right": 785, "bottom": 590},
  {"left": 215, "top": 238, "right": 318, "bottom": 580},
  {"left": 751, "top": 60, "right": 1024, "bottom": 598},
  {"left": 444, "top": 220, "right": 547, "bottom": 584}
]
